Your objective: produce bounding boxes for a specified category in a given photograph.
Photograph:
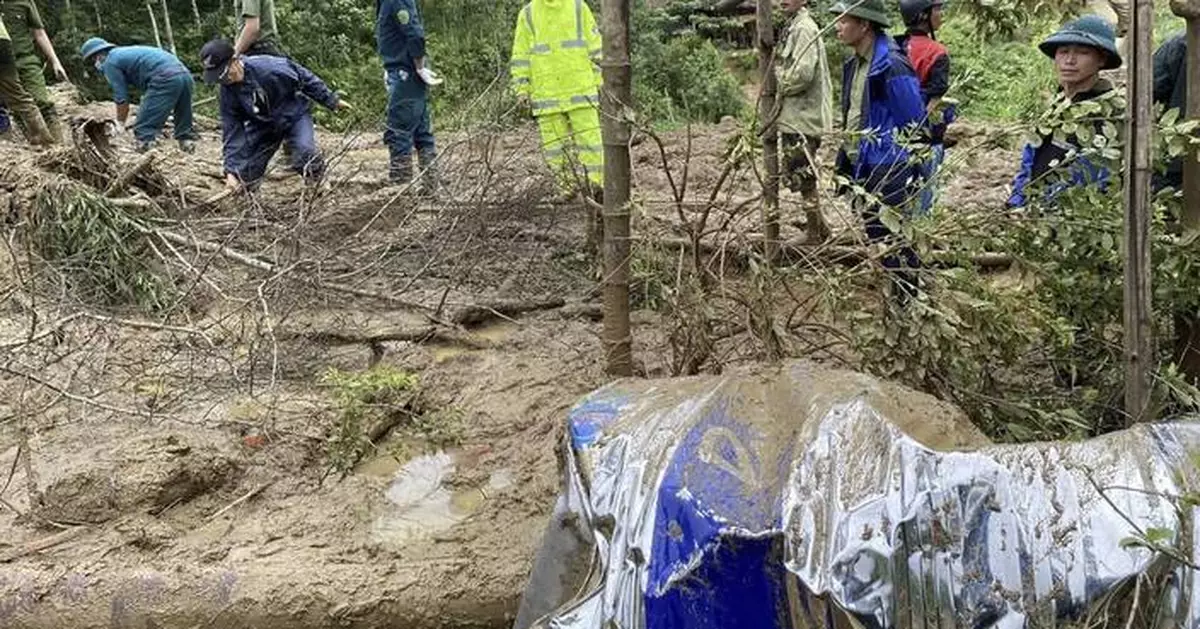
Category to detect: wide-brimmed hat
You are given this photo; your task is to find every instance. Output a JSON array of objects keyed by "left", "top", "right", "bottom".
[
  {"left": 828, "top": 0, "right": 891, "bottom": 29},
  {"left": 80, "top": 37, "right": 116, "bottom": 62},
  {"left": 1039, "top": 15, "right": 1122, "bottom": 70},
  {"left": 200, "top": 39, "right": 237, "bottom": 84}
]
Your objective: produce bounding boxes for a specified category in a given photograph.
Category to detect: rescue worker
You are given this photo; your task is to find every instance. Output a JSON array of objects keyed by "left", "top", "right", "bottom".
[
  {"left": 1007, "top": 16, "right": 1120, "bottom": 208},
  {"left": 510, "top": 0, "right": 604, "bottom": 199},
  {"left": 81, "top": 37, "right": 196, "bottom": 153},
  {"left": 377, "top": 0, "right": 441, "bottom": 192},
  {"left": 0, "top": 13, "right": 52, "bottom": 145},
  {"left": 234, "top": 0, "right": 283, "bottom": 57},
  {"left": 199, "top": 39, "right": 352, "bottom": 191},
  {"left": 830, "top": 0, "right": 926, "bottom": 301},
  {"left": 896, "top": 0, "right": 955, "bottom": 215},
  {"left": 775, "top": 0, "right": 833, "bottom": 241},
  {"left": 1153, "top": 31, "right": 1187, "bottom": 192},
  {"left": 1, "top": 0, "right": 68, "bottom": 143}
]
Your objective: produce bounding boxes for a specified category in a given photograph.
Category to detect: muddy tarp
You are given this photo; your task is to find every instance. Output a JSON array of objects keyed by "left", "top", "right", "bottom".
[{"left": 514, "top": 363, "right": 1200, "bottom": 628}]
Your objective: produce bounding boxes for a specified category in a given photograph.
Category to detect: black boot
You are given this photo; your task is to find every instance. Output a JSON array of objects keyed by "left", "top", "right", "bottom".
[
  {"left": 389, "top": 153, "right": 414, "bottom": 185},
  {"left": 417, "top": 148, "right": 445, "bottom": 197}
]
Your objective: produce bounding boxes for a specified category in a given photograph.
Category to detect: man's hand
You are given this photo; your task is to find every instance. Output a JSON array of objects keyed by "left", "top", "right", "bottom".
[
  {"left": 51, "top": 63, "right": 69, "bottom": 83},
  {"left": 336, "top": 100, "right": 354, "bottom": 112},
  {"left": 225, "top": 173, "right": 242, "bottom": 191}
]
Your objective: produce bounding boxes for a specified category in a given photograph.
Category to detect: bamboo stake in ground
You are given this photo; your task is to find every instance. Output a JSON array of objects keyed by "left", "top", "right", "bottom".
[
  {"left": 600, "top": 0, "right": 634, "bottom": 377},
  {"left": 756, "top": 0, "right": 781, "bottom": 264},
  {"left": 1123, "top": 0, "right": 1154, "bottom": 422}
]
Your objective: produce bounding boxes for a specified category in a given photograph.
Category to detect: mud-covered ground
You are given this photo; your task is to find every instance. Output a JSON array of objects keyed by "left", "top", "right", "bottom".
[{"left": 0, "top": 90, "right": 1019, "bottom": 628}]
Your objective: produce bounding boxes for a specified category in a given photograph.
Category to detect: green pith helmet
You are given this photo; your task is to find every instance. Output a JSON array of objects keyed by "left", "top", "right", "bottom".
[
  {"left": 828, "top": 0, "right": 892, "bottom": 28},
  {"left": 1039, "top": 15, "right": 1122, "bottom": 70}
]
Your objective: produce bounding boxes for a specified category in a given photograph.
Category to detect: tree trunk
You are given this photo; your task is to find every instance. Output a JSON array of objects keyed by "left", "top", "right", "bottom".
[
  {"left": 92, "top": 0, "right": 103, "bottom": 31},
  {"left": 1171, "top": 0, "right": 1200, "bottom": 384},
  {"left": 756, "top": 0, "right": 780, "bottom": 264},
  {"left": 146, "top": 2, "right": 163, "bottom": 49},
  {"left": 1123, "top": 0, "right": 1154, "bottom": 422},
  {"left": 160, "top": 0, "right": 178, "bottom": 55},
  {"left": 191, "top": 0, "right": 203, "bottom": 28},
  {"left": 600, "top": 0, "right": 634, "bottom": 377}
]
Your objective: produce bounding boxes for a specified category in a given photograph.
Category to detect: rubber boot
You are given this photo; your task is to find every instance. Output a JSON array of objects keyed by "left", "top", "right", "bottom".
[
  {"left": 44, "top": 113, "right": 65, "bottom": 144},
  {"left": 389, "top": 153, "right": 414, "bottom": 186},
  {"left": 416, "top": 149, "right": 444, "bottom": 197},
  {"left": 19, "top": 108, "right": 54, "bottom": 146}
]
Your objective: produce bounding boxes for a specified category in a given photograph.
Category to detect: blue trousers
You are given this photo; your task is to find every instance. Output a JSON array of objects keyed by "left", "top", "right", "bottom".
[
  {"left": 237, "top": 112, "right": 324, "bottom": 187},
  {"left": 384, "top": 67, "right": 435, "bottom": 158},
  {"left": 135, "top": 72, "right": 194, "bottom": 144},
  {"left": 857, "top": 162, "right": 921, "bottom": 300},
  {"left": 914, "top": 143, "right": 945, "bottom": 217}
]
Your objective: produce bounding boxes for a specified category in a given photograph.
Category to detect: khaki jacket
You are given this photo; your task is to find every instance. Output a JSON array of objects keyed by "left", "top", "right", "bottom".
[{"left": 775, "top": 8, "right": 833, "bottom": 137}]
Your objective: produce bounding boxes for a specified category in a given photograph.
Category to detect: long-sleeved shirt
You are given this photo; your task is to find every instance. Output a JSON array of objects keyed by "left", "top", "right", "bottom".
[
  {"left": 219, "top": 55, "right": 340, "bottom": 176},
  {"left": 99, "top": 45, "right": 189, "bottom": 105},
  {"left": 775, "top": 7, "right": 833, "bottom": 137},
  {"left": 376, "top": 0, "right": 425, "bottom": 71}
]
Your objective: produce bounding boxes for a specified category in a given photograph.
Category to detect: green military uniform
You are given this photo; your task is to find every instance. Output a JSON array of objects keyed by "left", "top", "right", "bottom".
[
  {"left": 1, "top": 0, "right": 61, "bottom": 140},
  {"left": 238, "top": 0, "right": 282, "bottom": 55},
  {"left": 0, "top": 12, "right": 51, "bottom": 144}
]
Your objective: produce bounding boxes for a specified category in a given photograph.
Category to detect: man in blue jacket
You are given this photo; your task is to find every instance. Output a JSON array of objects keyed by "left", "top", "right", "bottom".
[
  {"left": 1006, "top": 16, "right": 1119, "bottom": 208},
  {"left": 830, "top": 0, "right": 926, "bottom": 300},
  {"left": 80, "top": 37, "right": 196, "bottom": 153},
  {"left": 199, "top": 39, "right": 352, "bottom": 192},
  {"left": 376, "top": 0, "right": 439, "bottom": 192}
]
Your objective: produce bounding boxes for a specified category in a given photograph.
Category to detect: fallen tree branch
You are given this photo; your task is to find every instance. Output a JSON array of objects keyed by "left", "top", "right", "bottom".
[
  {"left": 0, "top": 363, "right": 144, "bottom": 418},
  {"left": 104, "top": 153, "right": 156, "bottom": 197},
  {"left": 450, "top": 297, "right": 567, "bottom": 325},
  {"left": 283, "top": 325, "right": 493, "bottom": 350},
  {"left": 638, "top": 235, "right": 1013, "bottom": 269}
]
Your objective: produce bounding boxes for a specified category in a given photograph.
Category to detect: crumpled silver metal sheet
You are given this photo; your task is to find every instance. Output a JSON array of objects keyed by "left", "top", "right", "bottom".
[{"left": 515, "top": 363, "right": 1200, "bottom": 629}]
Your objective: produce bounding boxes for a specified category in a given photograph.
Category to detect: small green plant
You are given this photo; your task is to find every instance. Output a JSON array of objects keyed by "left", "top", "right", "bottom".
[
  {"left": 322, "top": 366, "right": 421, "bottom": 477},
  {"left": 31, "top": 179, "right": 173, "bottom": 310}
]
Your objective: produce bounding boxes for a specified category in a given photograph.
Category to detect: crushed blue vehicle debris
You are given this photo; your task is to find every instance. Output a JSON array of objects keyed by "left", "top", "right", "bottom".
[{"left": 514, "top": 363, "right": 1200, "bottom": 628}]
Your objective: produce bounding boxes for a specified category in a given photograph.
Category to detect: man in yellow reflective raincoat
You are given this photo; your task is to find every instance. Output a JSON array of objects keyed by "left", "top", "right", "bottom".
[{"left": 510, "top": 0, "right": 603, "bottom": 198}]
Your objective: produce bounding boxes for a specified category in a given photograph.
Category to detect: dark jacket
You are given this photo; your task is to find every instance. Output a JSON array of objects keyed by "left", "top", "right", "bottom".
[
  {"left": 896, "top": 29, "right": 956, "bottom": 143},
  {"left": 219, "top": 55, "right": 340, "bottom": 176},
  {"left": 834, "top": 33, "right": 927, "bottom": 182},
  {"left": 1007, "top": 80, "right": 1114, "bottom": 208},
  {"left": 1153, "top": 32, "right": 1187, "bottom": 187},
  {"left": 376, "top": 0, "right": 426, "bottom": 72}
]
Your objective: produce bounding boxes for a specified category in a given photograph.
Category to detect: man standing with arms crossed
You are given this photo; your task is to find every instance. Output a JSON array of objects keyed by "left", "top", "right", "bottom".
[
  {"left": 775, "top": 0, "right": 833, "bottom": 242},
  {"left": 0, "top": 0, "right": 67, "bottom": 143}
]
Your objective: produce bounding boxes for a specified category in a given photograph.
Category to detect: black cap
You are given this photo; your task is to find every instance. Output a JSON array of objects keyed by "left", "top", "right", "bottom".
[{"left": 200, "top": 39, "right": 236, "bottom": 84}]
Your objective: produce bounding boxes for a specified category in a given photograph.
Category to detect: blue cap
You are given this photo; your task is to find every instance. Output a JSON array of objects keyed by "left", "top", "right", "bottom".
[
  {"left": 80, "top": 37, "right": 116, "bottom": 62},
  {"left": 1039, "top": 15, "right": 1122, "bottom": 70}
]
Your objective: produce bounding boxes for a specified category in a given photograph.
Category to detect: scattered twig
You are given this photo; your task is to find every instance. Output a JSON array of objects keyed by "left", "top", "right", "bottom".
[
  {"left": 206, "top": 482, "right": 272, "bottom": 522},
  {"left": 0, "top": 526, "right": 88, "bottom": 563}
]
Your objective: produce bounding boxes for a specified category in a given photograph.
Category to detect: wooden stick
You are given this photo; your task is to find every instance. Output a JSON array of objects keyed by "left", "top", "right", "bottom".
[
  {"left": 0, "top": 526, "right": 87, "bottom": 563},
  {"left": 104, "top": 153, "right": 156, "bottom": 197},
  {"left": 206, "top": 482, "right": 271, "bottom": 522}
]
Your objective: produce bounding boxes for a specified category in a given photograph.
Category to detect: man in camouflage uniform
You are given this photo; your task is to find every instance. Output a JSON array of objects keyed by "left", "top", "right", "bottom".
[{"left": 0, "top": 0, "right": 68, "bottom": 142}]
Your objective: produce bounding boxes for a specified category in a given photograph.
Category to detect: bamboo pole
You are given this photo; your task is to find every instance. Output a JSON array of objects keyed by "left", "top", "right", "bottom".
[
  {"left": 756, "top": 0, "right": 781, "bottom": 264},
  {"left": 600, "top": 0, "right": 634, "bottom": 377},
  {"left": 1123, "top": 0, "right": 1154, "bottom": 422}
]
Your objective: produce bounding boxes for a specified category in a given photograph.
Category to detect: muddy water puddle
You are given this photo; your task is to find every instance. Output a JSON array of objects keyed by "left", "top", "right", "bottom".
[
  {"left": 430, "top": 320, "right": 519, "bottom": 362},
  {"left": 370, "top": 451, "right": 514, "bottom": 545}
]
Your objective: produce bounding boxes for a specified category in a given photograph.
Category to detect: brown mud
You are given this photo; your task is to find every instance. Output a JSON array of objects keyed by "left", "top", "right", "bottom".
[{"left": 0, "top": 87, "right": 1017, "bottom": 627}]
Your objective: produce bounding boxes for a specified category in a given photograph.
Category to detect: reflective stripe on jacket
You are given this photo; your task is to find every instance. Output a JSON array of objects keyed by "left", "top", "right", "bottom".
[{"left": 510, "top": 0, "right": 601, "bottom": 116}]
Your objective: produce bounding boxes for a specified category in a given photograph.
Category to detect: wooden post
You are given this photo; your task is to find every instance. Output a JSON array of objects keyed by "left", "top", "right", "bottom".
[
  {"left": 160, "top": 0, "right": 178, "bottom": 55},
  {"left": 1123, "top": 0, "right": 1154, "bottom": 422},
  {"left": 146, "top": 2, "right": 163, "bottom": 49},
  {"left": 756, "top": 0, "right": 780, "bottom": 263},
  {"left": 600, "top": 0, "right": 634, "bottom": 377},
  {"left": 1170, "top": 0, "right": 1200, "bottom": 382}
]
